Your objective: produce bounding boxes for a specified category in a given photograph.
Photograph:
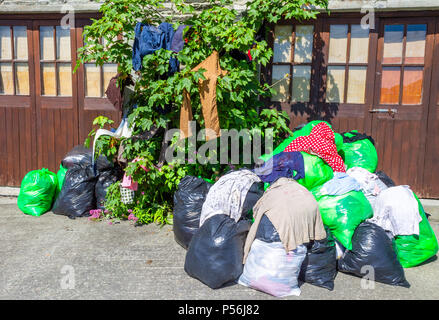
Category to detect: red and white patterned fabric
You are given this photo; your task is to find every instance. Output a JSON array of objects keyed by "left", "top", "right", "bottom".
[{"left": 284, "top": 122, "right": 346, "bottom": 172}]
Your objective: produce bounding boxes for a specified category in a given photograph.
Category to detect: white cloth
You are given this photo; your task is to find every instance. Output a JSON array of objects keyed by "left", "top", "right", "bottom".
[
  {"left": 347, "top": 167, "right": 388, "bottom": 197},
  {"left": 347, "top": 167, "right": 388, "bottom": 208},
  {"left": 238, "top": 239, "right": 307, "bottom": 297},
  {"left": 368, "top": 185, "right": 422, "bottom": 237},
  {"left": 199, "top": 169, "right": 261, "bottom": 227},
  {"left": 91, "top": 84, "right": 135, "bottom": 167}
]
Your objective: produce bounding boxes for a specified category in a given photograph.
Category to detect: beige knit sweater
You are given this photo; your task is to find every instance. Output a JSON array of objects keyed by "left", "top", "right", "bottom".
[{"left": 243, "top": 178, "right": 327, "bottom": 264}]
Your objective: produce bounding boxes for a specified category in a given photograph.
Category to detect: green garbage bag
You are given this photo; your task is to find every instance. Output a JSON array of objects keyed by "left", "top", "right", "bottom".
[
  {"left": 17, "top": 168, "right": 58, "bottom": 216},
  {"left": 56, "top": 164, "right": 68, "bottom": 194},
  {"left": 334, "top": 132, "right": 344, "bottom": 152},
  {"left": 394, "top": 195, "right": 439, "bottom": 268},
  {"left": 297, "top": 152, "right": 334, "bottom": 190},
  {"left": 340, "top": 130, "right": 378, "bottom": 172},
  {"left": 311, "top": 187, "right": 373, "bottom": 250},
  {"left": 259, "top": 136, "right": 294, "bottom": 162}
]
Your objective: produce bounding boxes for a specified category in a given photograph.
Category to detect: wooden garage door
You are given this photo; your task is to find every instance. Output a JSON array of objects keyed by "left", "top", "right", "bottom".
[
  {"left": 320, "top": 18, "right": 377, "bottom": 136},
  {"left": 0, "top": 17, "right": 120, "bottom": 186},
  {"left": 370, "top": 18, "right": 435, "bottom": 194},
  {"left": 0, "top": 21, "right": 36, "bottom": 186},
  {"left": 33, "top": 20, "right": 80, "bottom": 174},
  {"left": 266, "top": 14, "right": 439, "bottom": 198},
  {"left": 423, "top": 20, "right": 439, "bottom": 198}
]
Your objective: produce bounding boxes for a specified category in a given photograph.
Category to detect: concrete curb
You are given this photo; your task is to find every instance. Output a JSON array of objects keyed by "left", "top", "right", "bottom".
[
  {"left": 420, "top": 199, "right": 439, "bottom": 222},
  {"left": 0, "top": 187, "right": 19, "bottom": 197}
]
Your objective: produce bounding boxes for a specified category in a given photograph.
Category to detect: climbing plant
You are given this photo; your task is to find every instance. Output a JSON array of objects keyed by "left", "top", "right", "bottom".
[{"left": 76, "top": 0, "right": 328, "bottom": 225}]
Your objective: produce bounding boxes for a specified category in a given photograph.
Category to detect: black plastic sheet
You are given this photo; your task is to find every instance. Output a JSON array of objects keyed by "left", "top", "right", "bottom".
[
  {"left": 95, "top": 165, "right": 124, "bottom": 210},
  {"left": 62, "top": 145, "right": 113, "bottom": 172},
  {"left": 338, "top": 222, "right": 410, "bottom": 287},
  {"left": 173, "top": 176, "right": 211, "bottom": 249},
  {"left": 184, "top": 214, "right": 251, "bottom": 289},
  {"left": 299, "top": 237, "right": 337, "bottom": 291},
  {"left": 52, "top": 164, "right": 98, "bottom": 218}
]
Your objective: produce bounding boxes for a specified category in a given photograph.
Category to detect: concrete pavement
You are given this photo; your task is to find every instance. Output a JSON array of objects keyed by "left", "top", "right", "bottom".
[{"left": 1, "top": 198, "right": 439, "bottom": 300}]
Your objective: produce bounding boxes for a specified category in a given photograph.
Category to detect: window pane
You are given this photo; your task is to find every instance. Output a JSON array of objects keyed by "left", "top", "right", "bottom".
[
  {"left": 383, "top": 24, "right": 404, "bottom": 64},
  {"left": 103, "top": 63, "right": 118, "bottom": 97},
  {"left": 85, "top": 63, "right": 101, "bottom": 97},
  {"left": 56, "top": 26, "right": 71, "bottom": 61},
  {"left": 402, "top": 67, "right": 423, "bottom": 105},
  {"left": 41, "top": 62, "right": 56, "bottom": 96},
  {"left": 405, "top": 24, "right": 426, "bottom": 64},
  {"left": 0, "top": 63, "right": 14, "bottom": 95},
  {"left": 350, "top": 25, "right": 369, "bottom": 63},
  {"left": 273, "top": 25, "right": 292, "bottom": 63},
  {"left": 347, "top": 66, "right": 367, "bottom": 104},
  {"left": 40, "top": 26, "right": 55, "bottom": 61},
  {"left": 13, "top": 26, "right": 28, "bottom": 60},
  {"left": 380, "top": 67, "right": 400, "bottom": 104},
  {"left": 326, "top": 66, "right": 345, "bottom": 103},
  {"left": 294, "top": 25, "right": 313, "bottom": 63},
  {"left": 0, "top": 26, "right": 12, "bottom": 60},
  {"left": 57, "top": 63, "right": 72, "bottom": 96},
  {"left": 328, "top": 25, "right": 348, "bottom": 63},
  {"left": 292, "top": 65, "right": 311, "bottom": 102},
  {"left": 271, "top": 65, "right": 290, "bottom": 102},
  {"left": 15, "top": 63, "right": 29, "bottom": 95}
]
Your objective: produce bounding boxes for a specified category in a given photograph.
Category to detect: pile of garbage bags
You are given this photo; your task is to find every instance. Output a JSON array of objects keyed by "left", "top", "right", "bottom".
[
  {"left": 17, "top": 145, "right": 123, "bottom": 218},
  {"left": 175, "top": 120, "right": 438, "bottom": 297}
]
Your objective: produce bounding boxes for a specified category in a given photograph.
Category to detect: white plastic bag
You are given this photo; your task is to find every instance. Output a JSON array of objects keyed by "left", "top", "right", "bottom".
[{"left": 238, "top": 239, "right": 307, "bottom": 297}]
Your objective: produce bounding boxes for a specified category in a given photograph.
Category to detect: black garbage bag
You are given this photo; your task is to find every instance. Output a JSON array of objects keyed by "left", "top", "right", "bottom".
[
  {"left": 241, "top": 181, "right": 264, "bottom": 219},
  {"left": 173, "top": 176, "right": 212, "bottom": 249},
  {"left": 52, "top": 164, "right": 98, "bottom": 218},
  {"left": 375, "top": 171, "right": 396, "bottom": 187},
  {"left": 184, "top": 214, "right": 251, "bottom": 289},
  {"left": 338, "top": 222, "right": 410, "bottom": 287},
  {"left": 95, "top": 165, "right": 124, "bottom": 210},
  {"left": 299, "top": 235, "right": 337, "bottom": 291},
  {"left": 255, "top": 214, "right": 281, "bottom": 243},
  {"left": 62, "top": 145, "right": 113, "bottom": 172}
]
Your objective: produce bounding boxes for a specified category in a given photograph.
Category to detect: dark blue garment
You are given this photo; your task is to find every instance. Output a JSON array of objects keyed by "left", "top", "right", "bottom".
[
  {"left": 255, "top": 215, "right": 281, "bottom": 243},
  {"left": 132, "top": 22, "right": 180, "bottom": 74},
  {"left": 170, "top": 24, "right": 188, "bottom": 53},
  {"left": 254, "top": 151, "right": 305, "bottom": 184}
]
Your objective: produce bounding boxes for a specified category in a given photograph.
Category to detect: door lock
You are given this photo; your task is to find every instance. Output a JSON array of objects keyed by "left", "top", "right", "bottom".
[{"left": 368, "top": 108, "right": 397, "bottom": 118}]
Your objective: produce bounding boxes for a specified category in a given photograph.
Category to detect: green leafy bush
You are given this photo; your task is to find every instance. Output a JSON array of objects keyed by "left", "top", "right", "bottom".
[{"left": 77, "top": 0, "right": 328, "bottom": 225}]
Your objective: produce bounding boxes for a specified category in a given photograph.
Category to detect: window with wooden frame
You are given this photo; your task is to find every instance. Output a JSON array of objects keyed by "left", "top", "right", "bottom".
[
  {"left": 0, "top": 25, "right": 30, "bottom": 95},
  {"left": 39, "top": 25, "right": 73, "bottom": 96},
  {"left": 325, "top": 24, "right": 370, "bottom": 104},
  {"left": 379, "top": 23, "right": 427, "bottom": 105},
  {"left": 271, "top": 24, "right": 315, "bottom": 103},
  {"left": 83, "top": 37, "right": 118, "bottom": 98}
]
